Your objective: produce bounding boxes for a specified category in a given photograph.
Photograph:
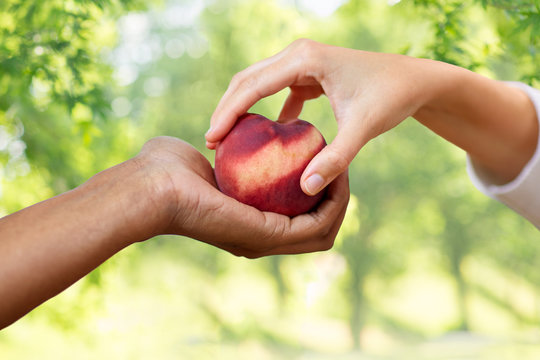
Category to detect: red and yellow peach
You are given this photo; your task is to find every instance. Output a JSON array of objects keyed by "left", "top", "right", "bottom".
[{"left": 215, "top": 113, "right": 326, "bottom": 216}]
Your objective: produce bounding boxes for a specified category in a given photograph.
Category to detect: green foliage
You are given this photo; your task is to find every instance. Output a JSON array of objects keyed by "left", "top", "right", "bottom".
[
  {"left": 0, "top": 0, "right": 137, "bottom": 121},
  {"left": 1, "top": 0, "right": 540, "bottom": 358},
  {"left": 0, "top": 0, "right": 151, "bottom": 198},
  {"left": 412, "top": 0, "right": 540, "bottom": 82}
]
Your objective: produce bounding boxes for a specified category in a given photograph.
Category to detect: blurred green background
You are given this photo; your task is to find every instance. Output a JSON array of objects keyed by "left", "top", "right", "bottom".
[{"left": 1, "top": 0, "right": 539, "bottom": 358}]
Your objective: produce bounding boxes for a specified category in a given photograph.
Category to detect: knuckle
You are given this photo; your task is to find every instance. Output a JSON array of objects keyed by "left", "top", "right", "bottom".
[
  {"left": 228, "top": 248, "right": 244, "bottom": 257},
  {"left": 291, "top": 39, "right": 320, "bottom": 64},
  {"left": 319, "top": 238, "right": 335, "bottom": 252},
  {"left": 227, "top": 246, "right": 255, "bottom": 258},
  {"left": 140, "top": 136, "right": 166, "bottom": 155},
  {"left": 243, "top": 253, "right": 262, "bottom": 260},
  {"left": 229, "top": 71, "right": 245, "bottom": 88},
  {"left": 260, "top": 214, "right": 288, "bottom": 247},
  {"left": 143, "top": 136, "right": 163, "bottom": 148},
  {"left": 291, "top": 38, "right": 317, "bottom": 52},
  {"left": 230, "top": 70, "right": 258, "bottom": 95}
]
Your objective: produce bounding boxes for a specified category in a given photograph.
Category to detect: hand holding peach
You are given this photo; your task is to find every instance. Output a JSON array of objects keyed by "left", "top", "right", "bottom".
[{"left": 0, "top": 135, "right": 350, "bottom": 329}]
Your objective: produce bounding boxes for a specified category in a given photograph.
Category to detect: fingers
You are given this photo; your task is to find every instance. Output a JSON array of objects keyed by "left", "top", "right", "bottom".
[
  {"left": 290, "top": 170, "right": 349, "bottom": 241},
  {"left": 222, "top": 171, "right": 350, "bottom": 258},
  {"left": 260, "top": 172, "right": 349, "bottom": 257},
  {"left": 278, "top": 90, "right": 306, "bottom": 122},
  {"left": 278, "top": 86, "right": 324, "bottom": 122},
  {"left": 300, "top": 115, "right": 369, "bottom": 196},
  {"left": 206, "top": 39, "right": 324, "bottom": 147},
  {"left": 256, "top": 198, "right": 348, "bottom": 257},
  {"left": 206, "top": 59, "right": 299, "bottom": 145}
]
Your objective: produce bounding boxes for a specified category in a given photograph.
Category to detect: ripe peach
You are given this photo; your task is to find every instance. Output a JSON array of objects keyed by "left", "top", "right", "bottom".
[{"left": 215, "top": 113, "right": 326, "bottom": 216}]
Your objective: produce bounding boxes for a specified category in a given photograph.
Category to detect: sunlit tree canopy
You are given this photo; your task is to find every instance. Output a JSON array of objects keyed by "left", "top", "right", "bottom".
[{"left": 1, "top": 0, "right": 539, "bottom": 358}]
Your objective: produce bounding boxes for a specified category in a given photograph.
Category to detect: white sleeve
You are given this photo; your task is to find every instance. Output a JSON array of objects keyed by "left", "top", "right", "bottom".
[{"left": 466, "top": 81, "right": 540, "bottom": 230}]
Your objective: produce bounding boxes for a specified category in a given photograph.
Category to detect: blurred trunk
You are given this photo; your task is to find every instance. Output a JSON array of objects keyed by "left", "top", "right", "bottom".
[
  {"left": 349, "top": 264, "right": 366, "bottom": 349},
  {"left": 450, "top": 249, "right": 469, "bottom": 331},
  {"left": 455, "top": 263, "right": 469, "bottom": 331},
  {"left": 537, "top": 293, "right": 540, "bottom": 322},
  {"left": 343, "top": 231, "right": 372, "bottom": 350},
  {"left": 269, "top": 255, "right": 288, "bottom": 309},
  {"left": 443, "top": 208, "right": 471, "bottom": 332}
]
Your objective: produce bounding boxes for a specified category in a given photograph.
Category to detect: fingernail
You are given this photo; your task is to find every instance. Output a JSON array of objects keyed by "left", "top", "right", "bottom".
[
  {"left": 304, "top": 174, "right": 324, "bottom": 195},
  {"left": 205, "top": 126, "right": 213, "bottom": 137}
]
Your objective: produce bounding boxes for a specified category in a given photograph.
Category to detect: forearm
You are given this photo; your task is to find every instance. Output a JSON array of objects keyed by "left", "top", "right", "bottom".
[
  {"left": 0, "top": 159, "right": 159, "bottom": 329},
  {"left": 413, "top": 62, "right": 538, "bottom": 184}
]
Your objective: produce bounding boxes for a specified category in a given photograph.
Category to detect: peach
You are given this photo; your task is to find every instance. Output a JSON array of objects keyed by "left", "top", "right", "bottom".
[{"left": 215, "top": 113, "right": 326, "bottom": 216}]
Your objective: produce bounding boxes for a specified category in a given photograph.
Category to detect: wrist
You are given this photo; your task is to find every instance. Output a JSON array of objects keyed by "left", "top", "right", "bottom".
[
  {"left": 412, "top": 62, "right": 538, "bottom": 184},
  {"left": 129, "top": 151, "right": 183, "bottom": 237},
  {"left": 81, "top": 156, "right": 174, "bottom": 246},
  {"left": 412, "top": 58, "right": 463, "bottom": 116}
]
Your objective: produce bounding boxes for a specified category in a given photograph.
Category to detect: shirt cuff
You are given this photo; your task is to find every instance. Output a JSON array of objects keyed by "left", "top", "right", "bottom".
[{"left": 466, "top": 81, "right": 540, "bottom": 229}]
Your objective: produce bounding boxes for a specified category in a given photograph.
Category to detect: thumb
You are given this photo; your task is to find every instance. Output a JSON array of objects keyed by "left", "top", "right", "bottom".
[{"left": 300, "top": 129, "right": 365, "bottom": 196}]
